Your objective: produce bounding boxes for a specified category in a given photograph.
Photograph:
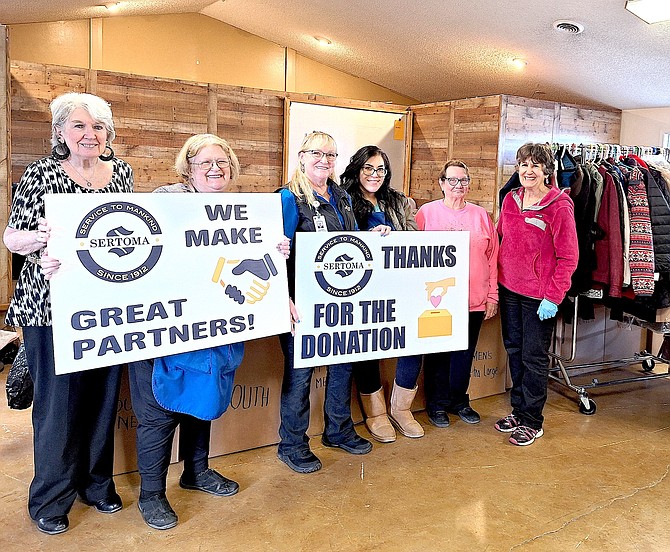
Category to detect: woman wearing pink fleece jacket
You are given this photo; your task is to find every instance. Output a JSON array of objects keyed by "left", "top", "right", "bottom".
[{"left": 495, "top": 143, "right": 578, "bottom": 446}]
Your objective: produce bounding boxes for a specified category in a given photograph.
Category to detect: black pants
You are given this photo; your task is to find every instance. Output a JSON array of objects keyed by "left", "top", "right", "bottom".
[
  {"left": 23, "top": 326, "right": 121, "bottom": 520},
  {"left": 128, "top": 359, "right": 211, "bottom": 494},
  {"left": 424, "top": 311, "right": 485, "bottom": 414},
  {"left": 499, "top": 286, "right": 555, "bottom": 430}
]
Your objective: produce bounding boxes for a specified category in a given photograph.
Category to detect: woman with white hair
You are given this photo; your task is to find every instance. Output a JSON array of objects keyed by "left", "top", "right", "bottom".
[{"left": 3, "top": 92, "right": 134, "bottom": 535}]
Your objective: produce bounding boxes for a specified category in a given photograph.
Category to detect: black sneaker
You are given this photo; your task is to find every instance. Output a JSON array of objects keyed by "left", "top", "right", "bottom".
[
  {"left": 455, "top": 406, "right": 481, "bottom": 424},
  {"left": 179, "top": 469, "right": 239, "bottom": 497},
  {"left": 138, "top": 494, "right": 178, "bottom": 530},
  {"left": 277, "top": 449, "right": 322, "bottom": 473},
  {"left": 509, "top": 426, "right": 544, "bottom": 446},
  {"left": 321, "top": 434, "right": 372, "bottom": 455},
  {"left": 427, "top": 410, "right": 450, "bottom": 428},
  {"left": 494, "top": 413, "right": 521, "bottom": 433}
]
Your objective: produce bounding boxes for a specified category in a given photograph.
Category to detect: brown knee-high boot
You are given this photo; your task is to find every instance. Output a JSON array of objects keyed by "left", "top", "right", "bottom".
[
  {"left": 389, "top": 381, "right": 424, "bottom": 438},
  {"left": 359, "top": 388, "right": 396, "bottom": 443}
]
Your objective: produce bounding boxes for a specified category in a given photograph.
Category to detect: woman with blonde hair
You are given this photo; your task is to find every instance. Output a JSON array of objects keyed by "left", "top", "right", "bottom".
[
  {"left": 276, "top": 131, "right": 389, "bottom": 473},
  {"left": 128, "top": 134, "right": 289, "bottom": 529}
]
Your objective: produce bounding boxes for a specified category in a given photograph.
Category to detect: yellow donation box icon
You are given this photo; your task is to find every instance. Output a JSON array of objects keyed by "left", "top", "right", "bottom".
[{"left": 418, "top": 277, "right": 455, "bottom": 338}]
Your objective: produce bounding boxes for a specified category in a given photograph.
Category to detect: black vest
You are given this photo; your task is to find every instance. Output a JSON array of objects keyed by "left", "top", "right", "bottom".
[{"left": 279, "top": 180, "right": 357, "bottom": 297}]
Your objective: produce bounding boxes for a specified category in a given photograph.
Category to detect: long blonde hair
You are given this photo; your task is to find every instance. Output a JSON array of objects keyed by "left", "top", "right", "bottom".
[{"left": 288, "top": 131, "right": 338, "bottom": 200}]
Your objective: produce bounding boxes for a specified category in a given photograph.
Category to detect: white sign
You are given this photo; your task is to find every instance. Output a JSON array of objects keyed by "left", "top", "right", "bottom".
[
  {"left": 293, "top": 231, "right": 470, "bottom": 368},
  {"left": 46, "top": 193, "right": 290, "bottom": 374}
]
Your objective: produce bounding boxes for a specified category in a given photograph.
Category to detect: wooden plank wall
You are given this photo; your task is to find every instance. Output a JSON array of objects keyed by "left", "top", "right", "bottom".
[
  {"left": 9, "top": 62, "right": 287, "bottom": 195},
  {"left": 409, "top": 96, "right": 502, "bottom": 213},
  {"left": 216, "top": 86, "right": 284, "bottom": 193},
  {"left": 10, "top": 63, "right": 87, "bottom": 178},
  {"left": 0, "top": 27, "right": 9, "bottom": 306},
  {"left": 450, "top": 96, "right": 501, "bottom": 213},
  {"left": 9, "top": 62, "right": 407, "bottom": 196},
  {"left": 95, "top": 71, "right": 210, "bottom": 192},
  {"left": 409, "top": 94, "right": 621, "bottom": 217},
  {"left": 498, "top": 96, "right": 622, "bottom": 205},
  {"left": 409, "top": 102, "right": 453, "bottom": 203}
]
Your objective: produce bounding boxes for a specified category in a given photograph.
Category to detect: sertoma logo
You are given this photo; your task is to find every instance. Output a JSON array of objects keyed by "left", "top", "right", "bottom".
[
  {"left": 75, "top": 201, "right": 162, "bottom": 283},
  {"left": 314, "top": 234, "right": 373, "bottom": 297}
]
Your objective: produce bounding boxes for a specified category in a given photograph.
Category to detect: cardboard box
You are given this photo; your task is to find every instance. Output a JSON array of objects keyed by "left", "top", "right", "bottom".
[
  {"left": 114, "top": 319, "right": 508, "bottom": 473},
  {"left": 114, "top": 336, "right": 325, "bottom": 474}
]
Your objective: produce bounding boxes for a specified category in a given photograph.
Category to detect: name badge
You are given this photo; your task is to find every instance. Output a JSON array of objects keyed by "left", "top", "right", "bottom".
[{"left": 313, "top": 214, "right": 327, "bottom": 232}]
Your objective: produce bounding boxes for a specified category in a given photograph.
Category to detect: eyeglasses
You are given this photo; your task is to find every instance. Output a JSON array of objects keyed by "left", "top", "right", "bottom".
[
  {"left": 303, "top": 150, "right": 338, "bottom": 162},
  {"left": 440, "top": 177, "right": 471, "bottom": 187},
  {"left": 362, "top": 164, "right": 387, "bottom": 177},
  {"left": 190, "top": 159, "right": 230, "bottom": 171}
]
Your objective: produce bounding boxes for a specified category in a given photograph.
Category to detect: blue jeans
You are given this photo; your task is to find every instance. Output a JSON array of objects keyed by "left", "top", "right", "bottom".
[
  {"left": 499, "top": 286, "right": 555, "bottom": 430},
  {"left": 278, "top": 333, "right": 358, "bottom": 455},
  {"left": 352, "top": 355, "right": 422, "bottom": 394},
  {"left": 424, "top": 311, "right": 485, "bottom": 413}
]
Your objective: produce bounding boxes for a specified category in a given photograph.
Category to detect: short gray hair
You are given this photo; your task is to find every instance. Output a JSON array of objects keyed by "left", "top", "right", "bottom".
[
  {"left": 50, "top": 92, "right": 116, "bottom": 148},
  {"left": 174, "top": 134, "right": 240, "bottom": 183}
]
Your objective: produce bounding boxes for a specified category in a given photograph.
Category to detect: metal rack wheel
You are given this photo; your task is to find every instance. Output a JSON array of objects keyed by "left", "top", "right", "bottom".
[
  {"left": 578, "top": 396, "right": 597, "bottom": 415},
  {"left": 641, "top": 358, "right": 655, "bottom": 372}
]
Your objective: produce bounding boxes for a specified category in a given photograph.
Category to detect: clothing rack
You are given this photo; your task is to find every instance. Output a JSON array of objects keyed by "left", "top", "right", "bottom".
[
  {"left": 549, "top": 294, "right": 670, "bottom": 415},
  {"left": 551, "top": 142, "right": 670, "bottom": 164},
  {"left": 546, "top": 143, "right": 670, "bottom": 412}
]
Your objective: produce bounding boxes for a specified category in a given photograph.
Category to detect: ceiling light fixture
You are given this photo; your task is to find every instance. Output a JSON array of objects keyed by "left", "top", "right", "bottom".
[
  {"left": 314, "top": 36, "right": 332, "bottom": 46},
  {"left": 511, "top": 58, "right": 528, "bottom": 69},
  {"left": 102, "top": 2, "right": 121, "bottom": 11},
  {"left": 625, "top": 0, "right": 670, "bottom": 24}
]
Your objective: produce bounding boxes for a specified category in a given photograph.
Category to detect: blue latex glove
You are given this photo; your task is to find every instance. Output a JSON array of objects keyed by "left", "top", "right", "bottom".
[{"left": 537, "top": 299, "right": 558, "bottom": 320}]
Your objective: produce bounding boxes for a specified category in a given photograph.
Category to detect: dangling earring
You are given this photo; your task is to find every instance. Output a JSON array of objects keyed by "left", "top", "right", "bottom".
[
  {"left": 545, "top": 175, "right": 550, "bottom": 185},
  {"left": 99, "top": 145, "right": 115, "bottom": 162},
  {"left": 52, "top": 139, "right": 70, "bottom": 161},
  {"left": 300, "top": 162, "right": 305, "bottom": 173}
]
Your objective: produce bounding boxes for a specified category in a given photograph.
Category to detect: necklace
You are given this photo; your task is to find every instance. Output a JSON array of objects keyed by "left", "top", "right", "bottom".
[
  {"left": 313, "top": 182, "right": 328, "bottom": 197},
  {"left": 66, "top": 159, "right": 97, "bottom": 188}
]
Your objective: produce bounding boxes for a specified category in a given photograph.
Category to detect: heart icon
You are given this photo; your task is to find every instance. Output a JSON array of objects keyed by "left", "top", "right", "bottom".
[{"left": 430, "top": 295, "right": 442, "bottom": 308}]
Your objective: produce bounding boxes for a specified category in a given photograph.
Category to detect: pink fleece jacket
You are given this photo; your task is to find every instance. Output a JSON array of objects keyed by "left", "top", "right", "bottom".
[
  {"left": 415, "top": 201, "right": 499, "bottom": 311},
  {"left": 497, "top": 186, "right": 578, "bottom": 305}
]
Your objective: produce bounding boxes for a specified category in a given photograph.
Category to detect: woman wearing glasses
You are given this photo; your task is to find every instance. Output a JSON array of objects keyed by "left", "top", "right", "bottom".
[
  {"left": 128, "top": 134, "right": 290, "bottom": 529},
  {"left": 415, "top": 160, "right": 499, "bottom": 429},
  {"left": 277, "top": 132, "right": 389, "bottom": 473},
  {"left": 338, "top": 145, "right": 425, "bottom": 443}
]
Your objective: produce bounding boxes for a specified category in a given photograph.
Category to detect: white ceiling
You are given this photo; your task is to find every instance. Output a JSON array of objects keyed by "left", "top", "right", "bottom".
[{"left": 2, "top": 0, "right": 670, "bottom": 110}]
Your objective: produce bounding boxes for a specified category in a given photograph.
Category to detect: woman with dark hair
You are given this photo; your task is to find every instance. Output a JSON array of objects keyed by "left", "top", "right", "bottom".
[
  {"left": 338, "top": 145, "right": 424, "bottom": 443},
  {"left": 496, "top": 142, "right": 578, "bottom": 446},
  {"left": 340, "top": 145, "right": 416, "bottom": 233}
]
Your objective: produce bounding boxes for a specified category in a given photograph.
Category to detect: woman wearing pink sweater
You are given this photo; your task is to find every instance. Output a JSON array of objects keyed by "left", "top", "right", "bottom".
[{"left": 415, "top": 160, "right": 499, "bottom": 429}]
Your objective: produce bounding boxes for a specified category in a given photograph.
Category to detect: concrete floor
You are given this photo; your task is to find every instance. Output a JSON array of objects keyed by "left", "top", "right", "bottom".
[{"left": 2, "top": 367, "right": 670, "bottom": 552}]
